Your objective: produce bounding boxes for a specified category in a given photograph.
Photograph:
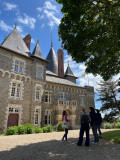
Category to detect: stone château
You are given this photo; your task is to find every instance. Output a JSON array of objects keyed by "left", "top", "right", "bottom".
[{"left": 0, "top": 26, "right": 95, "bottom": 131}]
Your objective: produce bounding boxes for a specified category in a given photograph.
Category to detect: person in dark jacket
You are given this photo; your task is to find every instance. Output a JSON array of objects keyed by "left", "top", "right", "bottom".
[
  {"left": 77, "top": 108, "right": 91, "bottom": 147},
  {"left": 89, "top": 107, "right": 99, "bottom": 144},
  {"left": 95, "top": 109, "right": 102, "bottom": 138}
]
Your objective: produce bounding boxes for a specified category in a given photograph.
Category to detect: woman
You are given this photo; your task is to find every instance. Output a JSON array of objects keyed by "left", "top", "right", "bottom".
[
  {"left": 89, "top": 107, "right": 99, "bottom": 144},
  {"left": 77, "top": 108, "right": 90, "bottom": 146},
  {"left": 62, "top": 110, "right": 70, "bottom": 141}
]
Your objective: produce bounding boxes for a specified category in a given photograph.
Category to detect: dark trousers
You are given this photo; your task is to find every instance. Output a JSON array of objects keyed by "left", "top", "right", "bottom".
[
  {"left": 92, "top": 124, "right": 99, "bottom": 142},
  {"left": 63, "top": 128, "right": 68, "bottom": 141},
  {"left": 77, "top": 124, "right": 89, "bottom": 146},
  {"left": 97, "top": 124, "right": 102, "bottom": 136}
]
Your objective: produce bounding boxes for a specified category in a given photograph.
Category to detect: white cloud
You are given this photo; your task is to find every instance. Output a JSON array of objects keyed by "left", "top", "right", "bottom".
[
  {"left": 41, "top": 24, "right": 45, "bottom": 28},
  {"left": 16, "top": 25, "right": 23, "bottom": 33},
  {"left": 4, "top": 2, "right": 17, "bottom": 10},
  {"left": 44, "top": 1, "right": 56, "bottom": 11},
  {"left": 37, "top": 1, "right": 61, "bottom": 29},
  {"left": 17, "top": 14, "right": 36, "bottom": 29},
  {"left": 0, "top": 20, "right": 13, "bottom": 32},
  {"left": 31, "top": 38, "right": 35, "bottom": 44},
  {"left": 38, "top": 14, "right": 44, "bottom": 19}
]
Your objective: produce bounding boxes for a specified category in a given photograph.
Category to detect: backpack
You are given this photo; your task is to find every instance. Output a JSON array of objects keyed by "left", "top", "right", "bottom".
[{"left": 81, "top": 115, "right": 90, "bottom": 124}]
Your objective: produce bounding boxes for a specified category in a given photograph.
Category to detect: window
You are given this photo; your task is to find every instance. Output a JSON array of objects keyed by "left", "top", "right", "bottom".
[
  {"left": 80, "top": 96, "right": 84, "bottom": 106},
  {"left": 36, "top": 67, "right": 42, "bottom": 78},
  {"left": 58, "top": 93, "right": 68, "bottom": 100},
  {"left": 34, "top": 108, "right": 41, "bottom": 126},
  {"left": 45, "top": 91, "right": 52, "bottom": 103},
  {"left": 35, "top": 87, "right": 41, "bottom": 100},
  {"left": 45, "top": 110, "right": 51, "bottom": 125},
  {"left": 9, "top": 108, "right": 13, "bottom": 112},
  {"left": 14, "top": 60, "right": 24, "bottom": 74},
  {"left": 11, "top": 82, "right": 22, "bottom": 98},
  {"left": 15, "top": 108, "right": 19, "bottom": 112},
  {"left": 35, "top": 114, "right": 39, "bottom": 125}
]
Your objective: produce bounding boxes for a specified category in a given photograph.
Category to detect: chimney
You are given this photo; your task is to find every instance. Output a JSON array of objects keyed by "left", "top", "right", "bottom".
[
  {"left": 57, "top": 49, "right": 64, "bottom": 77},
  {"left": 23, "top": 34, "right": 31, "bottom": 50}
]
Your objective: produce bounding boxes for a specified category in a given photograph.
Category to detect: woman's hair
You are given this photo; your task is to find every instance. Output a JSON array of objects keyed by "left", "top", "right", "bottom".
[
  {"left": 62, "top": 110, "right": 66, "bottom": 116},
  {"left": 82, "top": 108, "right": 86, "bottom": 114},
  {"left": 89, "top": 107, "right": 95, "bottom": 112}
]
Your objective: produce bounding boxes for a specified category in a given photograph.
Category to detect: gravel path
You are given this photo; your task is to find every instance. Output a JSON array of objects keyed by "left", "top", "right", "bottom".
[{"left": 0, "top": 129, "right": 120, "bottom": 160}]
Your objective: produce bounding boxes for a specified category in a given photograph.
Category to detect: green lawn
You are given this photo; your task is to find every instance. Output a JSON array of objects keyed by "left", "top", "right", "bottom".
[{"left": 102, "top": 130, "right": 120, "bottom": 144}]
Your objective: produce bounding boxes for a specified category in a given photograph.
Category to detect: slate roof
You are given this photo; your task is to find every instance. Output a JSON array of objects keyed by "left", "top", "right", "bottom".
[
  {"left": 46, "top": 75, "right": 77, "bottom": 86},
  {"left": 65, "top": 64, "right": 77, "bottom": 78},
  {"left": 46, "top": 70, "right": 58, "bottom": 76},
  {"left": 32, "top": 40, "right": 44, "bottom": 59},
  {"left": 1, "top": 26, "right": 30, "bottom": 57},
  {"left": 46, "top": 47, "right": 58, "bottom": 75}
]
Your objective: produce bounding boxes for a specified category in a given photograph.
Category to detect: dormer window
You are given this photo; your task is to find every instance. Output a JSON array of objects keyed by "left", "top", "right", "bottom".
[
  {"left": 36, "top": 64, "right": 43, "bottom": 79},
  {"left": 14, "top": 60, "right": 24, "bottom": 74}
]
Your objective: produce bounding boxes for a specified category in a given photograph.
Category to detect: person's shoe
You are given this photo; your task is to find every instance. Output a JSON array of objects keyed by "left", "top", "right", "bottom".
[{"left": 77, "top": 143, "right": 82, "bottom": 146}]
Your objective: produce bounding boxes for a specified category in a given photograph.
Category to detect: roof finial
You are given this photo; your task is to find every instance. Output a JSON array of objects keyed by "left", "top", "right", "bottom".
[
  {"left": 37, "top": 40, "right": 39, "bottom": 44},
  {"left": 51, "top": 31, "right": 53, "bottom": 48},
  {"left": 14, "top": 23, "right": 17, "bottom": 29}
]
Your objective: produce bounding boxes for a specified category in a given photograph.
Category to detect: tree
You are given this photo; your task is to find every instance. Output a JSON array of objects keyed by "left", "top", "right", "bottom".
[
  {"left": 97, "top": 79, "right": 120, "bottom": 122},
  {"left": 56, "top": 0, "right": 120, "bottom": 80}
]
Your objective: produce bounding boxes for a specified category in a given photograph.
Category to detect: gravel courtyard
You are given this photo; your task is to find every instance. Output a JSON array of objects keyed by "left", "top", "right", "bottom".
[{"left": 0, "top": 129, "right": 120, "bottom": 160}]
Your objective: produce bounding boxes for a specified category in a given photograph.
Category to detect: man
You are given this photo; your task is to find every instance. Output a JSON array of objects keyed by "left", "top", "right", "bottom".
[
  {"left": 77, "top": 108, "right": 91, "bottom": 147},
  {"left": 96, "top": 109, "right": 102, "bottom": 138}
]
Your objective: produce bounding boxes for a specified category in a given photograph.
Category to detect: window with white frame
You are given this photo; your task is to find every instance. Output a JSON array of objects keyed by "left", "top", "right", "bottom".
[
  {"left": 58, "top": 92, "right": 68, "bottom": 100},
  {"left": 36, "top": 66, "right": 42, "bottom": 78},
  {"left": 11, "top": 82, "right": 22, "bottom": 98},
  {"left": 80, "top": 96, "right": 84, "bottom": 106},
  {"left": 45, "top": 110, "right": 51, "bottom": 125},
  {"left": 14, "top": 60, "right": 24, "bottom": 74},
  {"left": 35, "top": 86, "right": 41, "bottom": 100},
  {"left": 45, "top": 91, "right": 52, "bottom": 103},
  {"left": 34, "top": 108, "right": 40, "bottom": 126}
]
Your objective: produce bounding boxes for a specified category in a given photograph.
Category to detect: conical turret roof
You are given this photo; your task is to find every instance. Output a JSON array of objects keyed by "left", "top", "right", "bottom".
[
  {"left": 32, "top": 40, "right": 43, "bottom": 59},
  {"left": 1, "top": 25, "right": 30, "bottom": 57},
  {"left": 46, "top": 46, "right": 58, "bottom": 75},
  {"left": 65, "top": 63, "right": 75, "bottom": 77}
]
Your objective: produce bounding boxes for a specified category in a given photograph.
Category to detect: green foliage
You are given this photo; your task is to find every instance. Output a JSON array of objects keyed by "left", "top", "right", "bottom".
[
  {"left": 18, "top": 125, "right": 25, "bottom": 134},
  {"left": 103, "top": 123, "right": 113, "bottom": 129},
  {"left": 115, "top": 122, "right": 120, "bottom": 128},
  {"left": 24, "top": 123, "right": 35, "bottom": 134},
  {"left": 6, "top": 126, "right": 18, "bottom": 135},
  {"left": 35, "top": 127, "right": 43, "bottom": 133},
  {"left": 56, "top": 0, "right": 120, "bottom": 80},
  {"left": 103, "top": 130, "right": 120, "bottom": 144},
  {"left": 57, "top": 121, "right": 64, "bottom": 131}
]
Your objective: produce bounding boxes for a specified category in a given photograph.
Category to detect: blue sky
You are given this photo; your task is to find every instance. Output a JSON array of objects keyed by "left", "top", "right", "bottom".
[{"left": 0, "top": 0, "right": 119, "bottom": 111}]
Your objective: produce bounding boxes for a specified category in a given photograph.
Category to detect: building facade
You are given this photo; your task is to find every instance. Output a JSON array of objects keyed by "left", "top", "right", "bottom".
[{"left": 0, "top": 26, "right": 95, "bottom": 130}]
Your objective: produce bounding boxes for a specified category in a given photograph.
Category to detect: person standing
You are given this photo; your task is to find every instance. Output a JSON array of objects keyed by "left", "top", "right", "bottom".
[
  {"left": 89, "top": 107, "right": 99, "bottom": 144},
  {"left": 62, "top": 110, "right": 70, "bottom": 141},
  {"left": 77, "top": 108, "right": 90, "bottom": 147},
  {"left": 96, "top": 109, "right": 102, "bottom": 138}
]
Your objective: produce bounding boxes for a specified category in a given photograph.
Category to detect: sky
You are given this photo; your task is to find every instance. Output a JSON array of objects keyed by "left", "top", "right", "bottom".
[{"left": 0, "top": 0, "right": 119, "bottom": 111}]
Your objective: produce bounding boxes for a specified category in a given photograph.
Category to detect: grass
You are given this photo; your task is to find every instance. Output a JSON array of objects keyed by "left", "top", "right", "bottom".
[{"left": 102, "top": 130, "right": 120, "bottom": 144}]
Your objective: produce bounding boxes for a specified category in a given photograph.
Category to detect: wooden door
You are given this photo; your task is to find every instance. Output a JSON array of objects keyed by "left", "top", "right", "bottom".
[{"left": 7, "top": 113, "right": 19, "bottom": 127}]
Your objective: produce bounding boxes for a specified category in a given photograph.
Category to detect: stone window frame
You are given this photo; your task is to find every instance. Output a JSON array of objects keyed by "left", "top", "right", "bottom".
[
  {"left": 34, "top": 106, "right": 41, "bottom": 126},
  {"left": 35, "top": 84, "right": 42, "bottom": 101},
  {"left": 36, "top": 64, "right": 43, "bottom": 79},
  {"left": 44, "top": 109, "right": 51, "bottom": 125},
  {"left": 44, "top": 90, "right": 52, "bottom": 103},
  {"left": 12, "top": 57, "right": 26, "bottom": 74},
  {"left": 79, "top": 95, "right": 85, "bottom": 106},
  {"left": 58, "top": 92, "right": 68, "bottom": 100},
  {"left": 9, "top": 79, "right": 24, "bottom": 100}
]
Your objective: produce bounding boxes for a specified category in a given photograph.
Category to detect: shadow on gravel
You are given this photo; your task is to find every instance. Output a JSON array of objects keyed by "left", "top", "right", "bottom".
[{"left": 0, "top": 137, "right": 120, "bottom": 160}]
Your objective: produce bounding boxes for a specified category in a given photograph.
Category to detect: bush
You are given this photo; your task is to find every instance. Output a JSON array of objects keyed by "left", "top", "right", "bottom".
[
  {"left": 103, "top": 123, "right": 113, "bottom": 129},
  {"left": 115, "top": 122, "right": 120, "bottom": 128},
  {"left": 46, "top": 126, "right": 54, "bottom": 132},
  {"left": 18, "top": 125, "right": 25, "bottom": 134},
  {"left": 57, "top": 121, "right": 64, "bottom": 131},
  {"left": 6, "top": 126, "right": 18, "bottom": 135},
  {"left": 25, "top": 123, "right": 35, "bottom": 134},
  {"left": 35, "top": 127, "right": 43, "bottom": 133}
]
